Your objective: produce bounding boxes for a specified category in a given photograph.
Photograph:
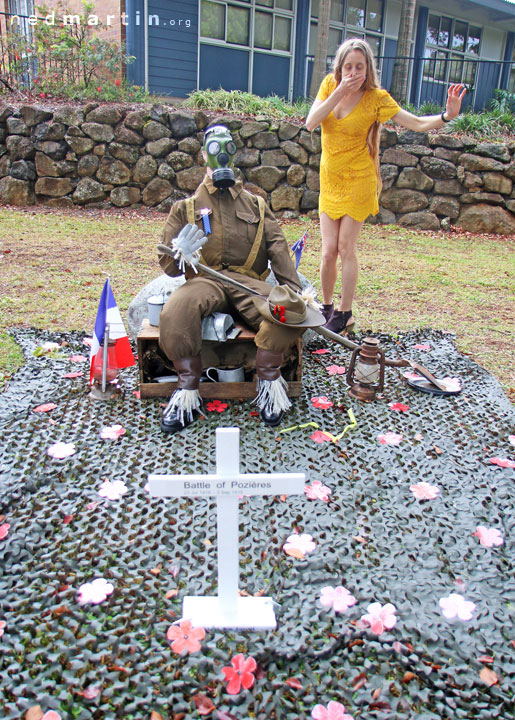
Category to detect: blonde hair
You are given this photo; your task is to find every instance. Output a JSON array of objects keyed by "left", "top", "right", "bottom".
[{"left": 332, "top": 38, "right": 383, "bottom": 191}]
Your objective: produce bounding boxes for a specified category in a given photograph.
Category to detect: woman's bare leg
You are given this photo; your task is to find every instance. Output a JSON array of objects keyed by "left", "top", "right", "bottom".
[
  {"left": 319, "top": 212, "right": 341, "bottom": 305},
  {"left": 336, "top": 215, "right": 363, "bottom": 324}
]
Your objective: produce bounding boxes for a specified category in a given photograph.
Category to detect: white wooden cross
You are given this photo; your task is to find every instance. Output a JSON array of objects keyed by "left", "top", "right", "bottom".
[{"left": 149, "top": 427, "right": 305, "bottom": 629}]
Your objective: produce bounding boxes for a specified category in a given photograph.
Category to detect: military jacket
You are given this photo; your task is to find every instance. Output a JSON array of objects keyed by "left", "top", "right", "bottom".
[{"left": 159, "top": 174, "right": 301, "bottom": 291}]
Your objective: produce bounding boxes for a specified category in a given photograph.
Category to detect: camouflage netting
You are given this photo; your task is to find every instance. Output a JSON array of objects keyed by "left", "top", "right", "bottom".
[{"left": 0, "top": 328, "right": 513, "bottom": 719}]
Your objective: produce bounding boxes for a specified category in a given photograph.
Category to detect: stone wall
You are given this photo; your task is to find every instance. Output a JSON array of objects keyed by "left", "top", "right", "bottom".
[{"left": 1, "top": 101, "right": 515, "bottom": 234}]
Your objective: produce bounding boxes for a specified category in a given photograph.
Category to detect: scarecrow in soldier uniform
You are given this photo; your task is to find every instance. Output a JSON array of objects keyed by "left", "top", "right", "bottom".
[{"left": 157, "top": 124, "right": 325, "bottom": 434}]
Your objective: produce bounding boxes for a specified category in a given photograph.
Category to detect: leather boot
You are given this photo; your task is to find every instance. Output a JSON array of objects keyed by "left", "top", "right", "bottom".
[
  {"left": 255, "top": 348, "right": 290, "bottom": 427},
  {"left": 161, "top": 355, "right": 203, "bottom": 434}
]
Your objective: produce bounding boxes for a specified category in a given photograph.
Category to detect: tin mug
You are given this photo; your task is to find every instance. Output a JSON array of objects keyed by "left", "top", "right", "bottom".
[{"left": 205, "top": 366, "right": 245, "bottom": 382}]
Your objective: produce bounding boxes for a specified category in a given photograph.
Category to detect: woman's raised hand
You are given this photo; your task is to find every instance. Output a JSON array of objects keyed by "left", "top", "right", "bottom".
[
  {"left": 446, "top": 84, "right": 467, "bottom": 119},
  {"left": 337, "top": 72, "right": 366, "bottom": 98}
]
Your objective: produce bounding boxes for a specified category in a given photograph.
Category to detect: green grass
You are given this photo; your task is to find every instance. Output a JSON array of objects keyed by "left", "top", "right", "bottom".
[{"left": 0, "top": 208, "right": 513, "bottom": 396}]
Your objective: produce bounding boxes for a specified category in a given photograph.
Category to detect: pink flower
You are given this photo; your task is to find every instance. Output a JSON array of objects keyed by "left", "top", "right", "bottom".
[
  {"left": 83, "top": 337, "right": 93, "bottom": 347},
  {"left": 283, "top": 532, "right": 316, "bottom": 559},
  {"left": 489, "top": 457, "right": 515, "bottom": 469},
  {"left": 410, "top": 482, "right": 440, "bottom": 500},
  {"left": 311, "top": 396, "right": 334, "bottom": 409},
  {"left": 413, "top": 343, "right": 431, "bottom": 350},
  {"left": 47, "top": 442, "right": 76, "bottom": 459},
  {"left": 312, "top": 348, "right": 330, "bottom": 355},
  {"left": 166, "top": 620, "right": 205, "bottom": 654},
  {"left": 133, "top": 390, "right": 141, "bottom": 399},
  {"left": 77, "top": 577, "right": 114, "bottom": 605},
  {"left": 320, "top": 586, "right": 356, "bottom": 613},
  {"left": 311, "top": 430, "right": 333, "bottom": 443},
  {"left": 100, "top": 424, "right": 126, "bottom": 440},
  {"left": 98, "top": 479, "right": 128, "bottom": 501},
  {"left": 206, "top": 400, "right": 228, "bottom": 412},
  {"left": 70, "top": 354, "right": 87, "bottom": 362},
  {"left": 360, "top": 602, "right": 397, "bottom": 634},
  {"left": 222, "top": 654, "right": 257, "bottom": 695},
  {"left": 63, "top": 372, "right": 83, "bottom": 379},
  {"left": 510, "top": 435, "right": 515, "bottom": 447},
  {"left": 311, "top": 701, "right": 354, "bottom": 720},
  {"left": 33, "top": 403, "right": 57, "bottom": 413},
  {"left": 326, "top": 364, "right": 346, "bottom": 375},
  {"left": 0, "top": 620, "right": 6, "bottom": 638},
  {"left": 473, "top": 526, "right": 504, "bottom": 548},
  {"left": 86, "top": 501, "right": 100, "bottom": 511},
  {"left": 42, "top": 713, "right": 61, "bottom": 720},
  {"left": 377, "top": 432, "right": 403, "bottom": 446},
  {"left": 0, "top": 523, "right": 10, "bottom": 540},
  {"left": 389, "top": 402, "right": 409, "bottom": 412},
  {"left": 304, "top": 480, "right": 332, "bottom": 501},
  {"left": 439, "top": 593, "right": 475, "bottom": 621}
]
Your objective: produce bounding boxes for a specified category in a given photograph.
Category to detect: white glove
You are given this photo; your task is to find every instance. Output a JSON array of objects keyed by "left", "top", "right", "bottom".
[{"left": 171, "top": 223, "right": 207, "bottom": 274}]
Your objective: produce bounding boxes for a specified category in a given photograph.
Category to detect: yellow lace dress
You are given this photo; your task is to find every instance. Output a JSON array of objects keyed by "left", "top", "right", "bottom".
[{"left": 316, "top": 75, "right": 401, "bottom": 222}]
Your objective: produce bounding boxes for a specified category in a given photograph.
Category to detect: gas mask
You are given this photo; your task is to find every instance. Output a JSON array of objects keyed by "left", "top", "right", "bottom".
[{"left": 203, "top": 125, "right": 237, "bottom": 189}]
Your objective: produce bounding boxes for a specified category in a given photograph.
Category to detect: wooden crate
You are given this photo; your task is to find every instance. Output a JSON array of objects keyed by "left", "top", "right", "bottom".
[{"left": 137, "top": 319, "right": 302, "bottom": 399}]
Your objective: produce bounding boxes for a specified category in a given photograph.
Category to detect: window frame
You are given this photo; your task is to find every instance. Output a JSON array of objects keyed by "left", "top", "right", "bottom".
[{"left": 424, "top": 12, "right": 482, "bottom": 88}]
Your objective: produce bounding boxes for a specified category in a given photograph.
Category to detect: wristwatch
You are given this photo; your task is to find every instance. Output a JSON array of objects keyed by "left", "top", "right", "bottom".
[{"left": 441, "top": 111, "right": 450, "bottom": 123}]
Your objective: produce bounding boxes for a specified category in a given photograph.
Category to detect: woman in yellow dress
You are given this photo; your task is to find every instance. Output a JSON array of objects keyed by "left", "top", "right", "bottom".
[{"left": 306, "top": 38, "right": 466, "bottom": 334}]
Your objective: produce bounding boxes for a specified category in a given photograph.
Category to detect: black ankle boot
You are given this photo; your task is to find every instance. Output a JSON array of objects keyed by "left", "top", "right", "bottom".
[
  {"left": 322, "top": 303, "right": 334, "bottom": 322},
  {"left": 325, "top": 310, "right": 354, "bottom": 334}
]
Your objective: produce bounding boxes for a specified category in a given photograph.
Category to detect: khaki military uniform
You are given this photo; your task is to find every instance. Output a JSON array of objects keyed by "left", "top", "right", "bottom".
[{"left": 158, "top": 174, "right": 303, "bottom": 362}]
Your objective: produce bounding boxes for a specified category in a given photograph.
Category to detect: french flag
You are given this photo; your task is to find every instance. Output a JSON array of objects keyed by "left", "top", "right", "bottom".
[{"left": 89, "top": 279, "right": 135, "bottom": 384}]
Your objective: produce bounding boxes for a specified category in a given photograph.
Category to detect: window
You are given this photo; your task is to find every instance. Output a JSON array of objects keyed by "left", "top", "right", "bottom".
[
  {"left": 424, "top": 13, "right": 481, "bottom": 87},
  {"left": 201, "top": 0, "right": 293, "bottom": 53},
  {"left": 309, "top": 0, "right": 384, "bottom": 69}
]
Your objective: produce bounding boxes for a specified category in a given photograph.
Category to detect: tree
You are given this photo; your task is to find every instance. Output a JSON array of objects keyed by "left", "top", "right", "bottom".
[
  {"left": 309, "top": 0, "right": 331, "bottom": 98},
  {"left": 389, "top": 0, "right": 416, "bottom": 104}
]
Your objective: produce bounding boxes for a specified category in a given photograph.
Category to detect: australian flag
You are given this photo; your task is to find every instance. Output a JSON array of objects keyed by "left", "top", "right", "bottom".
[{"left": 291, "top": 230, "right": 307, "bottom": 270}]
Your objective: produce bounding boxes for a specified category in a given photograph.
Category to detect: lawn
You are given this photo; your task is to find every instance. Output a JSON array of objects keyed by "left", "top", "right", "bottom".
[{"left": 0, "top": 206, "right": 513, "bottom": 396}]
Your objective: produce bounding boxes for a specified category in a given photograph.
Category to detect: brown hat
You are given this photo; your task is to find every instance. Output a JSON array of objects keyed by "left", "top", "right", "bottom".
[{"left": 253, "top": 285, "right": 326, "bottom": 328}]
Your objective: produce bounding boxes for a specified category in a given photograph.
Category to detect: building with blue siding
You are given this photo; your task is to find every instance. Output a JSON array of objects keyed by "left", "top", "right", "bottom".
[{"left": 125, "top": 0, "right": 515, "bottom": 109}]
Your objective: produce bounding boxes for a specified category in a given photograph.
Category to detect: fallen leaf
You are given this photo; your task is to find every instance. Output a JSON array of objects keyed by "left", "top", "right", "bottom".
[
  {"left": 107, "top": 664, "right": 130, "bottom": 674},
  {"left": 479, "top": 667, "right": 498, "bottom": 686},
  {"left": 52, "top": 606, "right": 70, "bottom": 617},
  {"left": 193, "top": 693, "right": 215, "bottom": 716},
  {"left": 150, "top": 564, "right": 163, "bottom": 576},
  {"left": 203, "top": 539, "right": 212, "bottom": 547},
  {"left": 477, "top": 655, "right": 494, "bottom": 664},
  {"left": 33, "top": 403, "right": 57, "bottom": 413},
  {"left": 433, "top": 445, "right": 443, "bottom": 454},
  {"left": 352, "top": 671, "right": 368, "bottom": 690},
  {"left": 401, "top": 671, "right": 416, "bottom": 683},
  {"left": 150, "top": 713, "right": 165, "bottom": 720},
  {"left": 63, "top": 515, "right": 74, "bottom": 524},
  {"left": 165, "top": 589, "right": 179, "bottom": 599},
  {"left": 25, "top": 706, "right": 44, "bottom": 720},
  {"left": 368, "top": 701, "right": 392, "bottom": 711},
  {"left": 285, "top": 677, "right": 303, "bottom": 689},
  {"left": 75, "top": 686, "right": 101, "bottom": 699},
  {"left": 63, "top": 371, "right": 83, "bottom": 379},
  {"left": 371, "top": 688, "right": 382, "bottom": 700},
  {"left": 414, "top": 433, "right": 423, "bottom": 441}
]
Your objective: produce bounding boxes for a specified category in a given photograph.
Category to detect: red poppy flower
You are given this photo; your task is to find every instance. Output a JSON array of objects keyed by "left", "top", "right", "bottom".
[
  {"left": 222, "top": 653, "right": 256, "bottom": 694},
  {"left": 206, "top": 400, "right": 228, "bottom": 413}
]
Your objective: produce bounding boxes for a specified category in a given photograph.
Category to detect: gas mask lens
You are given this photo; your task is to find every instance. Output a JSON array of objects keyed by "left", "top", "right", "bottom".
[
  {"left": 206, "top": 140, "right": 220, "bottom": 155},
  {"left": 226, "top": 141, "right": 237, "bottom": 155}
]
